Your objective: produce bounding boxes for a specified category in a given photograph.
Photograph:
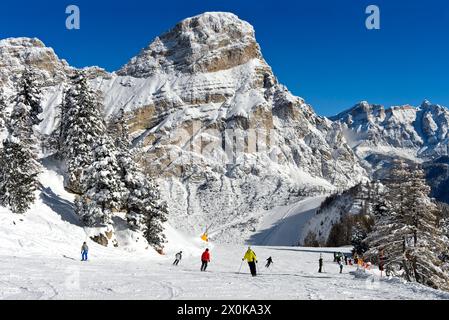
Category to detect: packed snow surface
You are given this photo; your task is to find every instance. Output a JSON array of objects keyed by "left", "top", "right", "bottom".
[
  {"left": 1, "top": 168, "right": 448, "bottom": 300},
  {"left": 2, "top": 245, "right": 449, "bottom": 300}
]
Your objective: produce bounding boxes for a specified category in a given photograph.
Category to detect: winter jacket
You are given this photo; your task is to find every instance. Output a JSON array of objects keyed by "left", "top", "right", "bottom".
[
  {"left": 243, "top": 250, "right": 257, "bottom": 263},
  {"left": 175, "top": 252, "right": 182, "bottom": 260},
  {"left": 201, "top": 251, "right": 210, "bottom": 262},
  {"left": 81, "top": 244, "right": 88, "bottom": 252}
]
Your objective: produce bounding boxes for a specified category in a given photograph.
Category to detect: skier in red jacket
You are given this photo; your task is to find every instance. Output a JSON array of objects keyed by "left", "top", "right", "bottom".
[{"left": 201, "top": 248, "right": 211, "bottom": 271}]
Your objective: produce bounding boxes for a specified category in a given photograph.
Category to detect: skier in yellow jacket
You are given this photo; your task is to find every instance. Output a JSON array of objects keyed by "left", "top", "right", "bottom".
[{"left": 242, "top": 247, "right": 258, "bottom": 276}]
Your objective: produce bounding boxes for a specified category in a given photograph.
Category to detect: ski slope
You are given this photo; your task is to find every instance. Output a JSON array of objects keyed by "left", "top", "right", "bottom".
[
  {"left": 1, "top": 245, "right": 449, "bottom": 300},
  {"left": 1, "top": 168, "right": 449, "bottom": 299},
  {"left": 248, "top": 196, "right": 327, "bottom": 246}
]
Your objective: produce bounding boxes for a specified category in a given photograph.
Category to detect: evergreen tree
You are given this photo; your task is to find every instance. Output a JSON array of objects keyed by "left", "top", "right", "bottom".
[
  {"left": 14, "top": 68, "right": 43, "bottom": 126},
  {"left": 107, "top": 108, "right": 132, "bottom": 153},
  {"left": 76, "top": 136, "right": 125, "bottom": 227},
  {"left": 126, "top": 169, "right": 168, "bottom": 250},
  {"left": 108, "top": 108, "right": 168, "bottom": 249},
  {"left": 0, "top": 137, "right": 41, "bottom": 213},
  {"left": 0, "top": 71, "right": 43, "bottom": 214},
  {"left": 59, "top": 71, "right": 106, "bottom": 193},
  {"left": 365, "top": 161, "right": 449, "bottom": 290}
]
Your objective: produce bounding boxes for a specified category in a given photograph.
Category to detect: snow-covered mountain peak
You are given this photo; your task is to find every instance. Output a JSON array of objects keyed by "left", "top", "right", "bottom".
[
  {"left": 117, "top": 12, "right": 263, "bottom": 77},
  {"left": 0, "top": 37, "right": 70, "bottom": 90}
]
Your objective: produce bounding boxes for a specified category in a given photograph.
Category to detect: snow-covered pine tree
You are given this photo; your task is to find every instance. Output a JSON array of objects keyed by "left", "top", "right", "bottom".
[
  {"left": 14, "top": 68, "right": 43, "bottom": 126},
  {"left": 0, "top": 71, "right": 43, "bottom": 214},
  {"left": 108, "top": 108, "right": 168, "bottom": 249},
  {"left": 59, "top": 71, "right": 107, "bottom": 193},
  {"left": 0, "top": 137, "right": 41, "bottom": 214},
  {"left": 365, "top": 160, "right": 449, "bottom": 291},
  {"left": 107, "top": 108, "right": 132, "bottom": 153},
  {"left": 76, "top": 136, "right": 125, "bottom": 227},
  {"left": 126, "top": 171, "right": 168, "bottom": 250}
]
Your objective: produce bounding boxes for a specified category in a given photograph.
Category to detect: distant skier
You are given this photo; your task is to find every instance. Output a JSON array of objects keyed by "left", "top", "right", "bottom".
[
  {"left": 81, "top": 242, "right": 88, "bottom": 261},
  {"left": 344, "top": 255, "right": 348, "bottom": 265},
  {"left": 333, "top": 252, "right": 337, "bottom": 262},
  {"left": 242, "top": 247, "right": 258, "bottom": 277},
  {"left": 339, "top": 259, "right": 344, "bottom": 274},
  {"left": 318, "top": 254, "right": 323, "bottom": 273},
  {"left": 265, "top": 257, "right": 273, "bottom": 268},
  {"left": 173, "top": 251, "right": 183, "bottom": 266},
  {"left": 201, "top": 249, "right": 210, "bottom": 271}
]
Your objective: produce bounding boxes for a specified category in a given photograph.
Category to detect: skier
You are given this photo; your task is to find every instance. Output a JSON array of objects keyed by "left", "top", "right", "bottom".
[
  {"left": 344, "top": 255, "right": 348, "bottom": 265},
  {"left": 265, "top": 257, "right": 273, "bottom": 268},
  {"left": 81, "top": 242, "right": 88, "bottom": 261},
  {"left": 339, "top": 259, "right": 344, "bottom": 274},
  {"left": 201, "top": 248, "right": 210, "bottom": 271},
  {"left": 318, "top": 254, "right": 323, "bottom": 273},
  {"left": 333, "top": 252, "right": 337, "bottom": 262},
  {"left": 242, "top": 247, "right": 258, "bottom": 277},
  {"left": 173, "top": 251, "right": 182, "bottom": 266}
]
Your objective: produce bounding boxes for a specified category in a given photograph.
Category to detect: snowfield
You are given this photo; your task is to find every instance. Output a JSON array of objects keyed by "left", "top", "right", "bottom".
[
  {"left": 1, "top": 168, "right": 449, "bottom": 300},
  {"left": 2, "top": 245, "right": 449, "bottom": 300}
]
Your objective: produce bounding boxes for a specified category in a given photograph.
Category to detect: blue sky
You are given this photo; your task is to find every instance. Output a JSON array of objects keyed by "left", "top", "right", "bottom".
[{"left": 1, "top": 0, "right": 448, "bottom": 116}]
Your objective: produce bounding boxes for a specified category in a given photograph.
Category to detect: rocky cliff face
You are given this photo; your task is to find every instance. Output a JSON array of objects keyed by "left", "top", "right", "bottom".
[
  {"left": 0, "top": 12, "right": 367, "bottom": 242},
  {"left": 118, "top": 12, "right": 262, "bottom": 77}
]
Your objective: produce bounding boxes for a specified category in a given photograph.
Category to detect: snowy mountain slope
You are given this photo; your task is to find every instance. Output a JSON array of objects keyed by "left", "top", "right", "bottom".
[
  {"left": 298, "top": 185, "right": 369, "bottom": 246},
  {"left": 332, "top": 100, "right": 449, "bottom": 162},
  {"left": 248, "top": 196, "right": 327, "bottom": 246},
  {"left": 0, "top": 12, "right": 367, "bottom": 242}
]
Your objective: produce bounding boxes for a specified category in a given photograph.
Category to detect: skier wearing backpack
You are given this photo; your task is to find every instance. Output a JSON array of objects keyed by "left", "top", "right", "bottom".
[
  {"left": 201, "top": 249, "right": 210, "bottom": 271},
  {"left": 265, "top": 257, "right": 273, "bottom": 268},
  {"left": 173, "top": 251, "right": 182, "bottom": 266},
  {"left": 81, "top": 242, "right": 88, "bottom": 261},
  {"left": 242, "top": 247, "right": 258, "bottom": 276}
]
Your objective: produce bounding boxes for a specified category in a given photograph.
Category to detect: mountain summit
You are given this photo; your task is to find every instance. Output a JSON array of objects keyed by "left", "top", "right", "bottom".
[{"left": 118, "top": 12, "right": 262, "bottom": 77}]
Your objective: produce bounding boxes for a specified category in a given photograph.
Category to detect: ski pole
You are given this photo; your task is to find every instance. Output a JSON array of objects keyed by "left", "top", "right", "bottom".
[{"left": 238, "top": 260, "right": 244, "bottom": 274}]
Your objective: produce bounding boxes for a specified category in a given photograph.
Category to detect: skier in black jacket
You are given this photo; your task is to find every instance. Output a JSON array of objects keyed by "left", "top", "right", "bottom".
[{"left": 265, "top": 257, "right": 273, "bottom": 268}]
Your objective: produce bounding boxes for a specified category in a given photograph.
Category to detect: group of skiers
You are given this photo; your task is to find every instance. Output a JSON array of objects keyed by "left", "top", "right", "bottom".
[
  {"left": 319, "top": 251, "right": 352, "bottom": 273},
  {"left": 318, "top": 252, "right": 355, "bottom": 274},
  {"left": 80, "top": 241, "right": 353, "bottom": 276},
  {"left": 170, "top": 246, "right": 273, "bottom": 276}
]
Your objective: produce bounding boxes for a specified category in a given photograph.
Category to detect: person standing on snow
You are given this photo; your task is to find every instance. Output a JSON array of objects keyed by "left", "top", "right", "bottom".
[
  {"left": 339, "top": 259, "right": 344, "bottom": 273},
  {"left": 81, "top": 242, "right": 88, "bottom": 261},
  {"left": 242, "top": 247, "right": 258, "bottom": 276},
  {"left": 201, "top": 248, "right": 210, "bottom": 271},
  {"left": 265, "top": 257, "right": 273, "bottom": 268},
  {"left": 173, "top": 251, "right": 183, "bottom": 266},
  {"left": 318, "top": 254, "right": 323, "bottom": 273}
]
